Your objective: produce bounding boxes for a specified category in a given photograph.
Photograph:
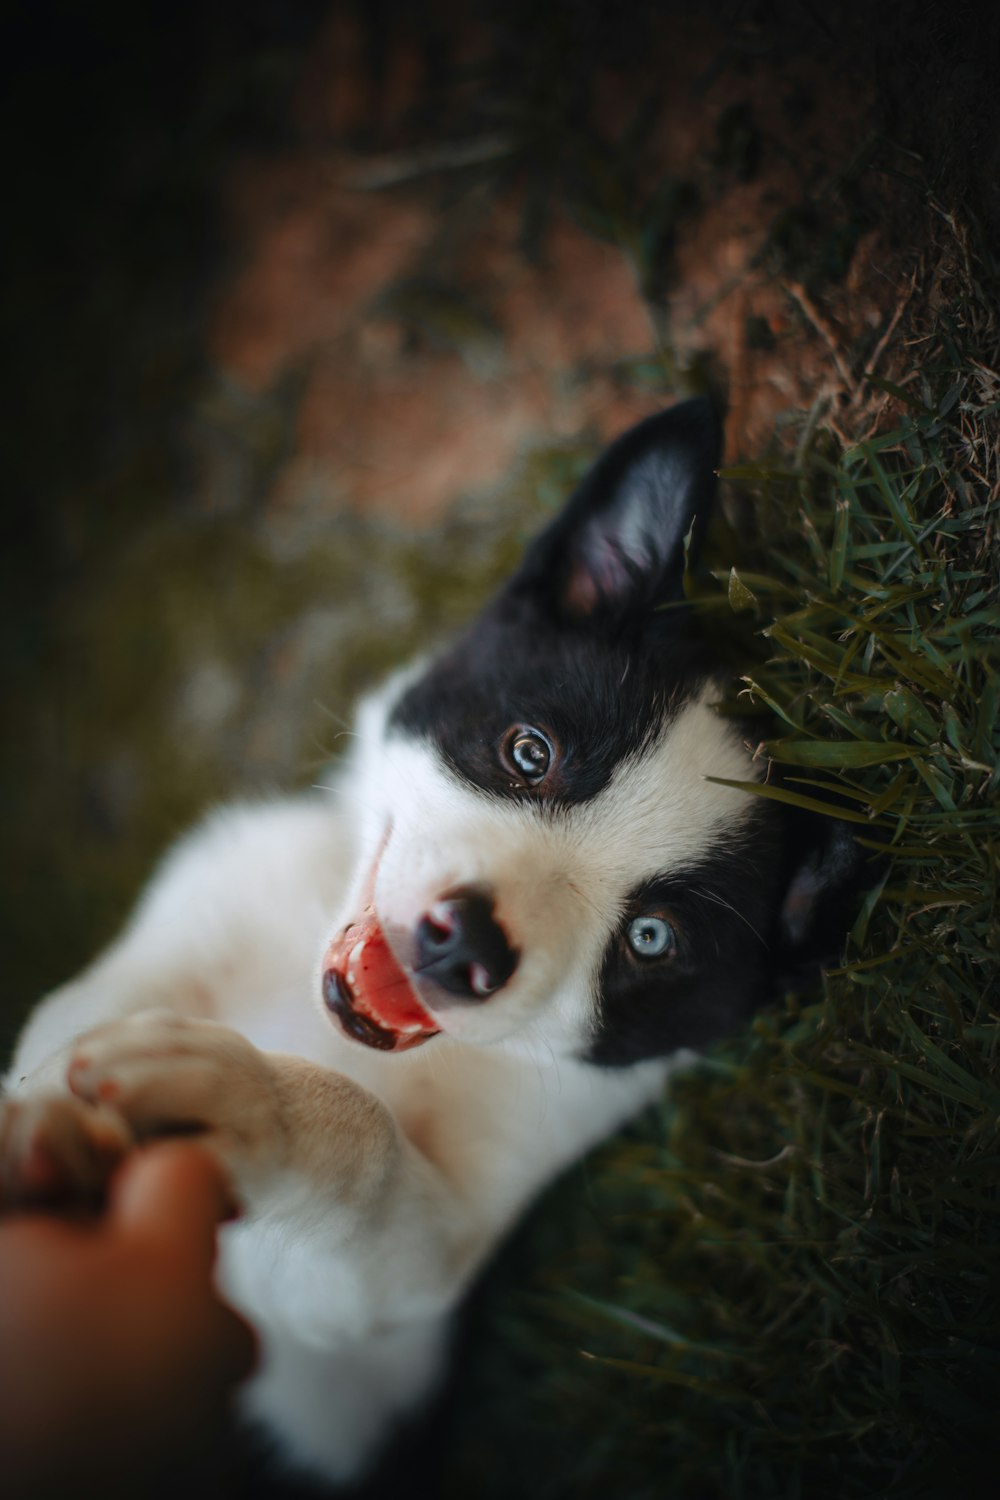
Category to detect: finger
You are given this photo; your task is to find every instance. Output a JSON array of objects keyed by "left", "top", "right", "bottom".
[{"left": 108, "top": 1141, "right": 238, "bottom": 1263}]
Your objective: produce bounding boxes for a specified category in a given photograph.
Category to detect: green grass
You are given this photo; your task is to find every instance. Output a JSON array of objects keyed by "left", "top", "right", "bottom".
[{"left": 444, "top": 258, "right": 1000, "bottom": 1500}]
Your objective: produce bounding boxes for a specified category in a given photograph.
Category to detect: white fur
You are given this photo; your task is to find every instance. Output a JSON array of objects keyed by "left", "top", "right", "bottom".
[{"left": 2, "top": 673, "right": 755, "bottom": 1484}]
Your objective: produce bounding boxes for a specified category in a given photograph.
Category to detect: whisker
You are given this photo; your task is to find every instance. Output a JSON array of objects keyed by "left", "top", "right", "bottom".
[{"left": 688, "top": 885, "right": 770, "bottom": 950}]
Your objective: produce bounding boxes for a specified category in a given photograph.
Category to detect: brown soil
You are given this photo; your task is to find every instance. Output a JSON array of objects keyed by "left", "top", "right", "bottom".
[{"left": 202, "top": 5, "right": 913, "bottom": 520}]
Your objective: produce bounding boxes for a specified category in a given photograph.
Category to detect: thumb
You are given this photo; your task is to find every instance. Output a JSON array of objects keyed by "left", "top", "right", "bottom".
[{"left": 108, "top": 1141, "right": 238, "bottom": 1265}]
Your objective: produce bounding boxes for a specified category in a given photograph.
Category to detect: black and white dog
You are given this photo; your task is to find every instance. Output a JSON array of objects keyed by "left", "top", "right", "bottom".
[{"left": 1, "top": 400, "right": 852, "bottom": 1485}]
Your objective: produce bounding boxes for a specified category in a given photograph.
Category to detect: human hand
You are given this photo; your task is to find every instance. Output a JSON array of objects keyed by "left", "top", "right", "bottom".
[{"left": 0, "top": 1140, "right": 257, "bottom": 1497}]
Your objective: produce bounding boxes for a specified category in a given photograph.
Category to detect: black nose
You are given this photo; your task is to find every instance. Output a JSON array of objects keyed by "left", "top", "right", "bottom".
[{"left": 414, "top": 889, "right": 519, "bottom": 1000}]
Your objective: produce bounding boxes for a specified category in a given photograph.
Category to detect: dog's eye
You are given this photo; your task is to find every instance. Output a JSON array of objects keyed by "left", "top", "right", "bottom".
[
  {"left": 626, "top": 915, "right": 677, "bottom": 961},
  {"left": 504, "top": 727, "right": 553, "bottom": 784}
]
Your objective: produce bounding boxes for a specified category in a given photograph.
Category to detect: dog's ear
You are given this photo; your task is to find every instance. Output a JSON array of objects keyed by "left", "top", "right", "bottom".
[
  {"left": 773, "top": 816, "right": 873, "bottom": 982},
  {"left": 513, "top": 397, "right": 722, "bottom": 621}
]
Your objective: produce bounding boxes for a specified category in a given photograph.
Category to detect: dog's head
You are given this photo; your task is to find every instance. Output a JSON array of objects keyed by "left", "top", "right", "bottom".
[{"left": 320, "top": 400, "right": 857, "bottom": 1066}]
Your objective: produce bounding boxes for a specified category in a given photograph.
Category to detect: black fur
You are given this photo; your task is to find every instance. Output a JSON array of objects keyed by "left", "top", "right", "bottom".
[
  {"left": 390, "top": 597, "right": 710, "bottom": 809},
  {"left": 584, "top": 813, "right": 786, "bottom": 1066},
  {"left": 582, "top": 803, "right": 863, "bottom": 1067},
  {"left": 391, "top": 399, "right": 720, "bottom": 804}
]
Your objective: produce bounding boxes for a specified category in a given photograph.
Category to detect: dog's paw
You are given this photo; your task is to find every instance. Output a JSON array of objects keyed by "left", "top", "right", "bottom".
[
  {"left": 66, "top": 1011, "right": 287, "bottom": 1192},
  {"left": 0, "top": 1091, "right": 134, "bottom": 1209}
]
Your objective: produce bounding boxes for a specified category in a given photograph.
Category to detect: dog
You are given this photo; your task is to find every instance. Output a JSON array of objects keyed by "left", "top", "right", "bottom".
[{"left": 1, "top": 398, "right": 855, "bottom": 1486}]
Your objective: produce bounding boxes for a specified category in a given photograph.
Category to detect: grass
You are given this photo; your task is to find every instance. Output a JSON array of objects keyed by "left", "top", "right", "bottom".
[{"left": 443, "top": 232, "right": 1000, "bottom": 1499}]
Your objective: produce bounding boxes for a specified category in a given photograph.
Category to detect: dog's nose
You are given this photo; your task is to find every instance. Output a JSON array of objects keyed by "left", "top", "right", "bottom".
[{"left": 414, "top": 889, "right": 519, "bottom": 1000}]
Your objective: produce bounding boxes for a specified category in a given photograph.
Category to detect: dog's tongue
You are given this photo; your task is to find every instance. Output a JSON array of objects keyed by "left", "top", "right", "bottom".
[{"left": 323, "top": 913, "right": 438, "bottom": 1051}]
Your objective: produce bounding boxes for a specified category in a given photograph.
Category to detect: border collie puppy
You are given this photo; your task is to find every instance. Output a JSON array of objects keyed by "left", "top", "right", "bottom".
[{"left": 1, "top": 400, "right": 852, "bottom": 1485}]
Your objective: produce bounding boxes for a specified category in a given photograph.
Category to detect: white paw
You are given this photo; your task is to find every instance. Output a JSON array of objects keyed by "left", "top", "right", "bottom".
[
  {"left": 0, "top": 1091, "right": 134, "bottom": 1208},
  {"left": 66, "top": 1011, "right": 287, "bottom": 1192}
]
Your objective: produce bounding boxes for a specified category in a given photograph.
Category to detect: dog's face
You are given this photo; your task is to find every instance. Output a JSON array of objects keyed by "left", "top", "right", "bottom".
[{"left": 320, "top": 401, "right": 851, "bottom": 1066}]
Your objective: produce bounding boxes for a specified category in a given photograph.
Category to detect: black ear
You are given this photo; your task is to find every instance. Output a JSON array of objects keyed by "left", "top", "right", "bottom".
[
  {"left": 512, "top": 398, "right": 722, "bottom": 621},
  {"left": 774, "top": 815, "right": 873, "bottom": 982}
]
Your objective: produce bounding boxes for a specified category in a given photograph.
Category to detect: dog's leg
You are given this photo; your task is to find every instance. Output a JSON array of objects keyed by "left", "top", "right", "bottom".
[
  {"left": 57, "top": 1011, "right": 477, "bottom": 1331},
  {"left": 2, "top": 795, "right": 351, "bottom": 1206}
]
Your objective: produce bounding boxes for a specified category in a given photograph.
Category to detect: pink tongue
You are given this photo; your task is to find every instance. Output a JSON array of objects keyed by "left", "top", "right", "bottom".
[{"left": 325, "top": 913, "right": 437, "bottom": 1037}]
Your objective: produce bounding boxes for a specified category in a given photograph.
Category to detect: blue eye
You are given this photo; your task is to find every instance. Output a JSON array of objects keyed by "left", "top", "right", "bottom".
[{"left": 626, "top": 915, "right": 677, "bottom": 960}]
